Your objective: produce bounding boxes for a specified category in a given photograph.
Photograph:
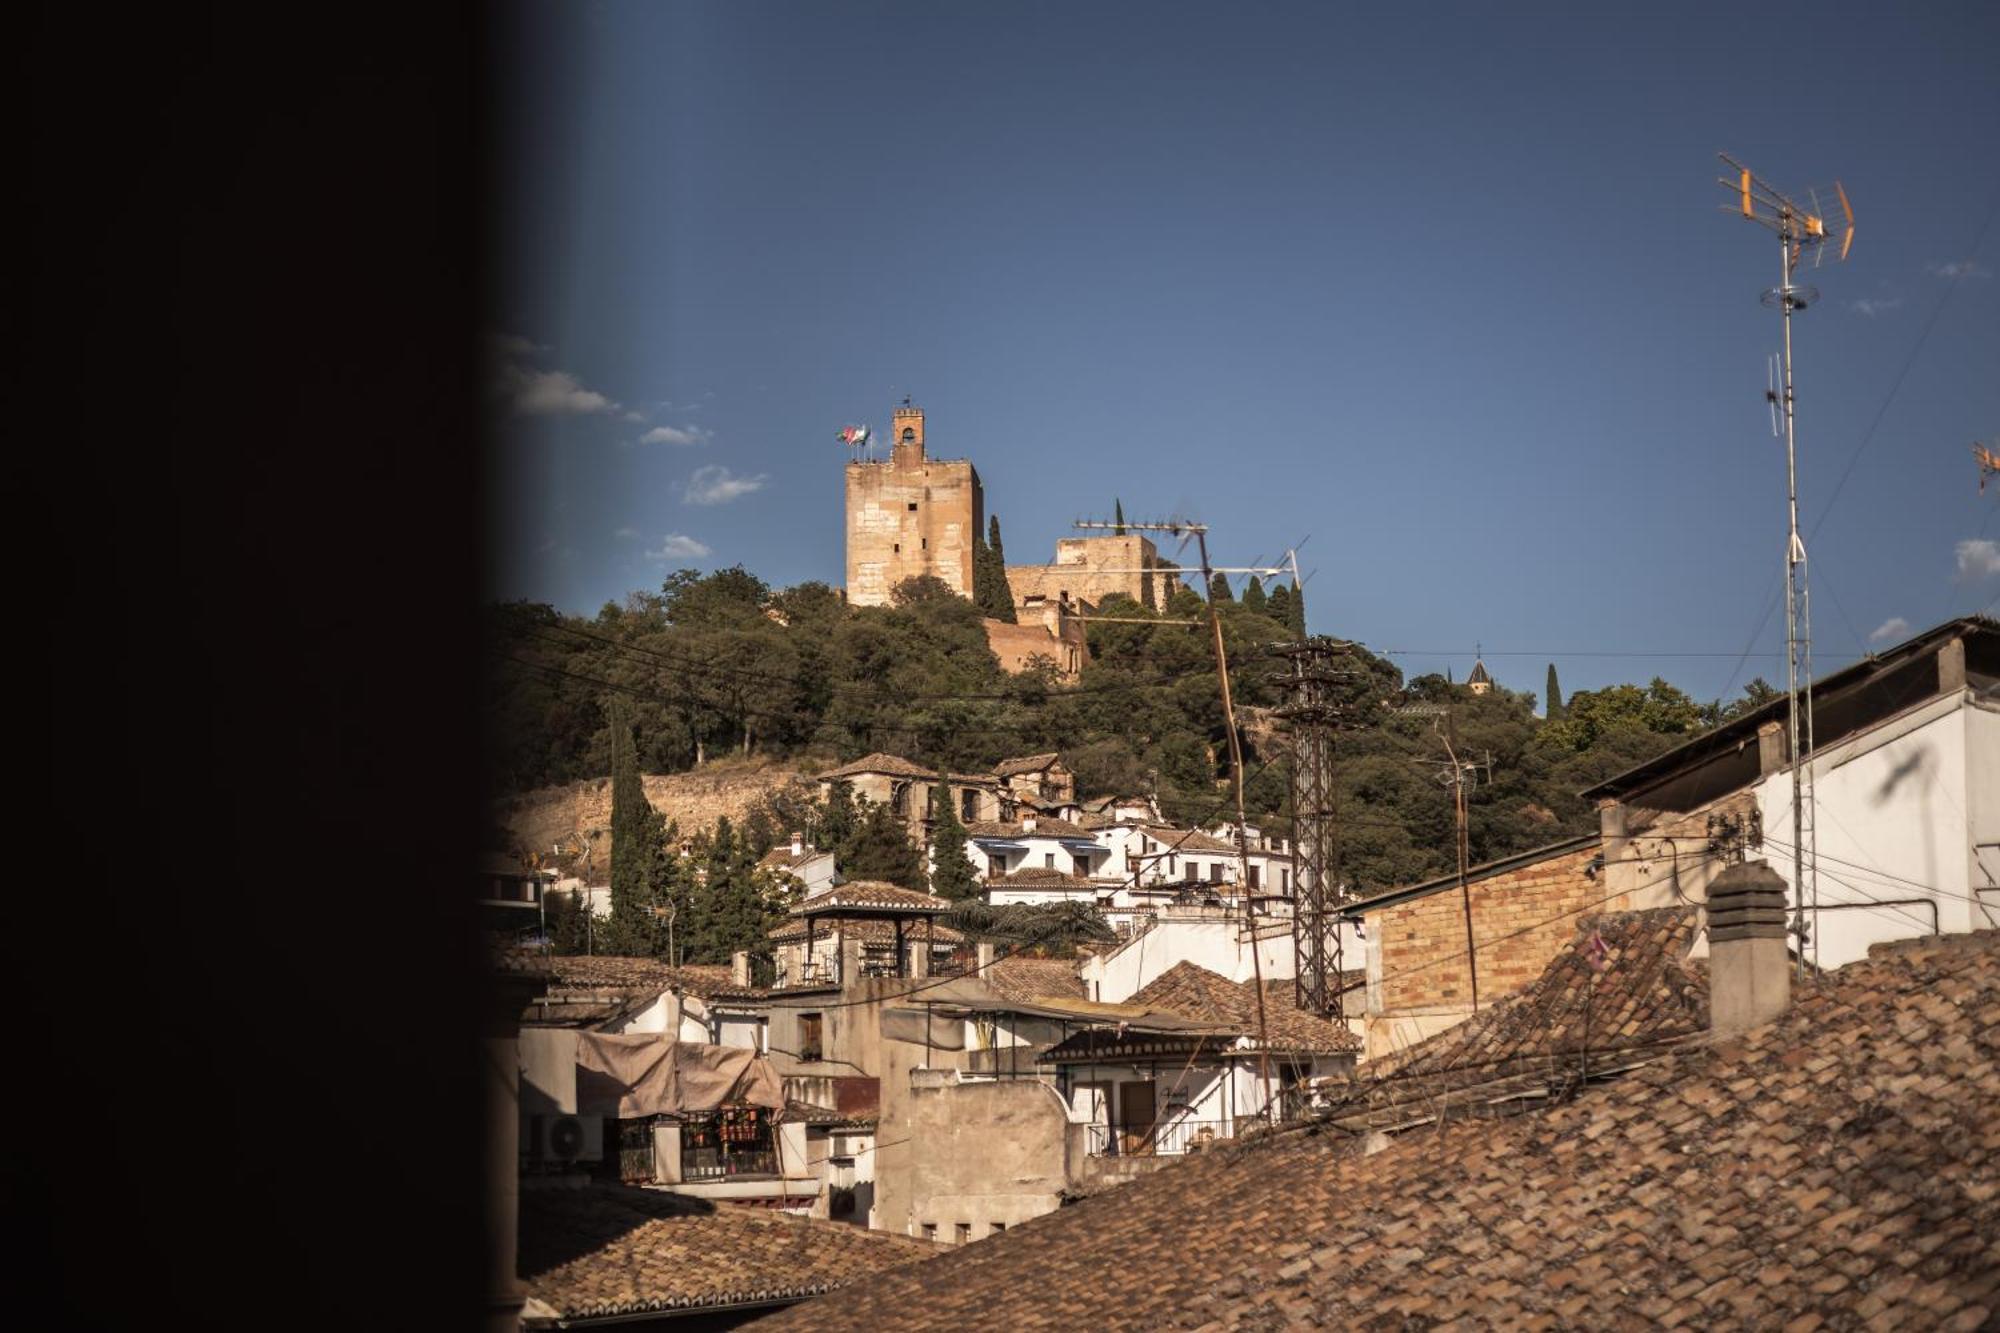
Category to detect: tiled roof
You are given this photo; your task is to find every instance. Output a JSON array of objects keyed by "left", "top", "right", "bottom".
[
  {"left": 993, "top": 752, "right": 1063, "bottom": 777},
  {"left": 794, "top": 882, "right": 951, "bottom": 915},
  {"left": 1338, "top": 907, "right": 1707, "bottom": 1128},
  {"left": 784, "top": 1098, "right": 877, "bottom": 1129},
  {"left": 982, "top": 955, "right": 1088, "bottom": 1006},
  {"left": 1140, "top": 825, "right": 1239, "bottom": 855},
  {"left": 966, "top": 815, "right": 1095, "bottom": 839},
  {"left": 759, "top": 930, "right": 2000, "bottom": 1331},
  {"left": 525, "top": 957, "right": 771, "bottom": 1023},
  {"left": 768, "top": 918, "right": 965, "bottom": 945},
  {"left": 816, "top": 752, "right": 937, "bottom": 781},
  {"left": 758, "top": 844, "right": 826, "bottom": 871},
  {"left": 518, "top": 1183, "right": 934, "bottom": 1323},
  {"left": 1133, "top": 962, "right": 1359, "bottom": 1055}
]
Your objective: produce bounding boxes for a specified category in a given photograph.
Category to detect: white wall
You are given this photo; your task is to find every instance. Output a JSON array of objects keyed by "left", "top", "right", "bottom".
[
  {"left": 1755, "top": 693, "right": 1997, "bottom": 969},
  {"left": 1077, "top": 915, "right": 1328, "bottom": 1003}
]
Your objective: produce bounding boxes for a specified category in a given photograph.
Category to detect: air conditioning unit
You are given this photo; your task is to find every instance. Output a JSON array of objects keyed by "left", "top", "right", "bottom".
[{"left": 530, "top": 1113, "right": 604, "bottom": 1163}]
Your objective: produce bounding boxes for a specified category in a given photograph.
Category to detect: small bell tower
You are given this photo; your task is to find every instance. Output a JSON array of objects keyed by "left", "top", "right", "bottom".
[{"left": 891, "top": 398, "right": 925, "bottom": 470}]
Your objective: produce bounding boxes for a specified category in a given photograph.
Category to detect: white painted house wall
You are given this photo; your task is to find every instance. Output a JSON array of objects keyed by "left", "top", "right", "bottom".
[
  {"left": 1753, "top": 692, "right": 1999, "bottom": 970},
  {"left": 1077, "top": 916, "right": 1324, "bottom": 1003}
]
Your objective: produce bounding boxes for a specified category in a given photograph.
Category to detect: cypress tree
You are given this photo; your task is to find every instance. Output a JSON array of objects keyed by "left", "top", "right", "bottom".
[
  {"left": 1209, "top": 572, "right": 1233, "bottom": 602},
  {"left": 607, "top": 693, "right": 662, "bottom": 954},
  {"left": 1545, "top": 663, "right": 1563, "bottom": 720},
  {"left": 1287, "top": 582, "right": 1306, "bottom": 634},
  {"left": 927, "top": 784, "right": 981, "bottom": 901},
  {"left": 1113, "top": 498, "right": 1126, "bottom": 536},
  {"left": 1242, "top": 575, "right": 1267, "bottom": 613},
  {"left": 976, "top": 516, "right": 1016, "bottom": 622},
  {"left": 1266, "top": 583, "right": 1293, "bottom": 629}
]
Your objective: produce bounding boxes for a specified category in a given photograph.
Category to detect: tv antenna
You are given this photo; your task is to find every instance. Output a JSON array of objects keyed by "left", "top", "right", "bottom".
[
  {"left": 1976, "top": 441, "right": 1998, "bottom": 495},
  {"left": 1717, "top": 152, "right": 1854, "bottom": 978}
]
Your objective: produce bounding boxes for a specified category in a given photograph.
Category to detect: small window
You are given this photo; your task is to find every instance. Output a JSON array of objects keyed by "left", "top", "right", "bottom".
[
  {"left": 893, "top": 543, "right": 900, "bottom": 553},
  {"left": 921, "top": 538, "right": 927, "bottom": 550},
  {"left": 921, "top": 1223, "right": 936, "bottom": 1241},
  {"left": 955, "top": 1222, "right": 971, "bottom": 1245},
  {"left": 908, "top": 502, "right": 918, "bottom": 511},
  {"left": 990, "top": 1222, "right": 1006, "bottom": 1234},
  {"left": 961, "top": 789, "right": 978, "bottom": 821},
  {"left": 901, "top": 427, "right": 916, "bottom": 444},
  {"left": 1281, "top": 868, "right": 1291, "bottom": 893},
  {"left": 1045, "top": 853, "right": 1055, "bottom": 869},
  {"left": 799, "top": 1012, "right": 824, "bottom": 1063},
  {"left": 1248, "top": 864, "right": 1261, "bottom": 890}
]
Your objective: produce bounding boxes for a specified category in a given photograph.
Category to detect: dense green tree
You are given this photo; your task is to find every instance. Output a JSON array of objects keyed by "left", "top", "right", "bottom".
[
  {"left": 1242, "top": 576, "right": 1267, "bottom": 613},
  {"left": 1209, "top": 572, "right": 1233, "bottom": 602},
  {"left": 545, "top": 887, "right": 596, "bottom": 955},
  {"left": 1265, "top": 584, "right": 1293, "bottom": 633},
  {"left": 838, "top": 797, "right": 927, "bottom": 890},
  {"left": 1113, "top": 499, "right": 1126, "bottom": 536},
  {"left": 1545, "top": 663, "right": 1563, "bottom": 720},
  {"left": 927, "top": 784, "right": 981, "bottom": 900}
]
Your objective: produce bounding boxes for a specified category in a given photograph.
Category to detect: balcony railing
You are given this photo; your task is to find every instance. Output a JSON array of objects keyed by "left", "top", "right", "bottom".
[{"left": 1084, "top": 1118, "right": 1233, "bottom": 1158}]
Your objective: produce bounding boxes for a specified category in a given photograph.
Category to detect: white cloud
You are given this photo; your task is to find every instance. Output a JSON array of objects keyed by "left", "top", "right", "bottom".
[
  {"left": 1928, "top": 260, "right": 1992, "bottom": 280},
  {"left": 640, "top": 424, "right": 710, "bottom": 446},
  {"left": 1957, "top": 539, "right": 2000, "bottom": 580},
  {"left": 683, "top": 465, "right": 767, "bottom": 506},
  {"left": 500, "top": 364, "right": 619, "bottom": 416},
  {"left": 613, "top": 527, "right": 640, "bottom": 540},
  {"left": 622, "top": 411, "right": 647, "bottom": 423},
  {"left": 1846, "top": 297, "right": 1903, "bottom": 317},
  {"left": 646, "top": 533, "right": 712, "bottom": 560},
  {"left": 1868, "top": 616, "right": 1909, "bottom": 644}
]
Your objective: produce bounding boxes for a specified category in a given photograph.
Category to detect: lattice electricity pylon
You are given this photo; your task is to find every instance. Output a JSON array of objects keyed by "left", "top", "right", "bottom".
[
  {"left": 1273, "top": 638, "right": 1360, "bottom": 1020},
  {"left": 1716, "top": 152, "right": 1854, "bottom": 978}
]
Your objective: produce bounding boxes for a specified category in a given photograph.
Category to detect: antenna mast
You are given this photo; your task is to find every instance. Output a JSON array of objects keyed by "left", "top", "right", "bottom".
[{"left": 1717, "top": 152, "right": 1854, "bottom": 978}]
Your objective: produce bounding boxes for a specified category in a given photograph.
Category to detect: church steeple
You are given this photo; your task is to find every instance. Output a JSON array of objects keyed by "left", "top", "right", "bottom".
[{"left": 1468, "top": 644, "right": 1493, "bottom": 695}]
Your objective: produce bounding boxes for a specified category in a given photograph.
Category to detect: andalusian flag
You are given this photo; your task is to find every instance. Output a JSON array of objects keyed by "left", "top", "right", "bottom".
[{"left": 838, "top": 425, "right": 871, "bottom": 448}]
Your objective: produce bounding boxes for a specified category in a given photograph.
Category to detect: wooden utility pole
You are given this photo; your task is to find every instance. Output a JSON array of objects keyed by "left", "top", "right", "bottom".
[{"left": 1075, "top": 518, "right": 1272, "bottom": 1112}]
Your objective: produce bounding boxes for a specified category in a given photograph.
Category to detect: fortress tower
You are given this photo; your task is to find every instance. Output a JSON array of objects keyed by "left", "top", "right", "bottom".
[{"left": 844, "top": 401, "right": 984, "bottom": 607}]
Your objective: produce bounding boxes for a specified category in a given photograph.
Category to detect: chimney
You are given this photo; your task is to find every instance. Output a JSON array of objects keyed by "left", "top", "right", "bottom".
[
  {"left": 1756, "top": 720, "right": 1787, "bottom": 777},
  {"left": 976, "top": 941, "right": 995, "bottom": 973},
  {"left": 1707, "top": 859, "right": 1791, "bottom": 1035},
  {"left": 1939, "top": 635, "right": 1967, "bottom": 694},
  {"left": 730, "top": 950, "right": 751, "bottom": 988},
  {"left": 1022, "top": 814, "right": 1037, "bottom": 834},
  {"left": 790, "top": 831, "right": 805, "bottom": 858}
]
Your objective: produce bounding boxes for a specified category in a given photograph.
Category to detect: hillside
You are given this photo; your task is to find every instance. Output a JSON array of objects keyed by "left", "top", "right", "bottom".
[{"left": 496, "top": 758, "right": 811, "bottom": 883}]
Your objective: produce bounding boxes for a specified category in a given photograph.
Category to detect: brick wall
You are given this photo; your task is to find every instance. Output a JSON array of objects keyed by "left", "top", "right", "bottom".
[{"left": 1363, "top": 841, "right": 1602, "bottom": 1053}]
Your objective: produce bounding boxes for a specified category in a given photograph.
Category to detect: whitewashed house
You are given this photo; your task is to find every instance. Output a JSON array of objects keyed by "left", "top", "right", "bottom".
[{"left": 1585, "top": 615, "right": 1998, "bottom": 970}]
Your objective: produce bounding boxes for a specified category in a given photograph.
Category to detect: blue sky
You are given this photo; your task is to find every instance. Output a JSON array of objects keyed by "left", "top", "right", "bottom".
[{"left": 488, "top": 0, "right": 1999, "bottom": 704}]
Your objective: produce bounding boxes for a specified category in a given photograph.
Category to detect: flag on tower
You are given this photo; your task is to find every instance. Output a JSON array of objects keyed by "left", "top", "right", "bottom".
[{"left": 838, "top": 425, "right": 871, "bottom": 448}]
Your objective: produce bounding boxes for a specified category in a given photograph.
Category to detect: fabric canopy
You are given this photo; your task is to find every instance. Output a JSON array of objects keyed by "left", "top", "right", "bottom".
[{"left": 573, "top": 1034, "right": 785, "bottom": 1119}]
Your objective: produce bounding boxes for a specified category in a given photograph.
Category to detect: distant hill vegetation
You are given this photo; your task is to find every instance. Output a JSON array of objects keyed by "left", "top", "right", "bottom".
[{"left": 484, "top": 566, "right": 1777, "bottom": 896}]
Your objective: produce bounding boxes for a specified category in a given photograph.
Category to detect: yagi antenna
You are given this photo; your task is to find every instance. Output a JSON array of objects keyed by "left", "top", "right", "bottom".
[{"left": 1716, "top": 151, "right": 1855, "bottom": 982}]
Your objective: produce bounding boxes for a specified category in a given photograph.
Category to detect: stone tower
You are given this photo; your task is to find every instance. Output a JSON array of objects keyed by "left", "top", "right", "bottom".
[{"left": 844, "top": 401, "right": 984, "bottom": 607}]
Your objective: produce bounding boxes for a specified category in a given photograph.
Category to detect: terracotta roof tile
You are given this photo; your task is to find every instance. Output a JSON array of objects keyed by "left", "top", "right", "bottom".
[
  {"left": 982, "top": 955, "right": 1088, "bottom": 1006},
  {"left": 986, "top": 867, "right": 1105, "bottom": 888},
  {"left": 992, "top": 752, "right": 1063, "bottom": 777},
  {"left": 767, "top": 918, "right": 965, "bottom": 946},
  {"left": 793, "top": 882, "right": 952, "bottom": 915},
  {"left": 1132, "top": 961, "right": 1359, "bottom": 1054},
  {"left": 519, "top": 1183, "right": 934, "bottom": 1322},
  {"left": 758, "top": 929, "right": 2000, "bottom": 1331},
  {"left": 815, "top": 752, "right": 938, "bottom": 781},
  {"left": 1140, "top": 825, "right": 1239, "bottom": 855}
]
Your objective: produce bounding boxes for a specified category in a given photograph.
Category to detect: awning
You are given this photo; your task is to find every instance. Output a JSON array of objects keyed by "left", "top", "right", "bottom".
[{"left": 973, "top": 839, "right": 1029, "bottom": 852}]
